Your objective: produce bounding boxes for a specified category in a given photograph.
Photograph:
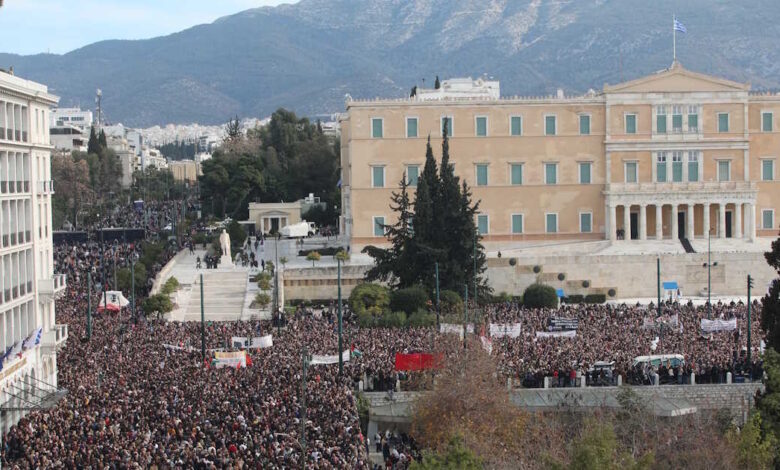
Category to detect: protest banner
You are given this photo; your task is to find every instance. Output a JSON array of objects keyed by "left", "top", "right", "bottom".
[
  {"left": 700, "top": 318, "right": 737, "bottom": 333},
  {"left": 536, "top": 330, "right": 576, "bottom": 339},
  {"left": 214, "top": 350, "right": 247, "bottom": 368},
  {"left": 310, "top": 350, "right": 351, "bottom": 365},
  {"left": 489, "top": 323, "right": 522, "bottom": 338},
  {"left": 394, "top": 352, "right": 441, "bottom": 371}
]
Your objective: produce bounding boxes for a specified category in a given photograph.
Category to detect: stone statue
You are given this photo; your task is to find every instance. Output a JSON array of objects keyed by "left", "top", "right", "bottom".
[{"left": 219, "top": 229, "right": 233, "bottom": 267}]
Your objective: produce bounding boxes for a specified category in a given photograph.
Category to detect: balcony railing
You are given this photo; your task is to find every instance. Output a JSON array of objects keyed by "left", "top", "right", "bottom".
[
  {"left": 606, "top": 180, "right": 757, "bottom": 194},
  {"left": 42, "top": 324, "right": 68, "bottom": 351},
  {"left": 39, "top": 274, "right": 67, "bottom": 299},
  {"left": 39, "top": 180, "right": 54, "bottom": 194}
]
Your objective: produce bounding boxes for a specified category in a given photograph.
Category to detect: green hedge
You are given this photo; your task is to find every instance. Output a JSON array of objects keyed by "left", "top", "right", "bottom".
[
  {"left": 299, "top": 247, "right": 342, "bottom": 257},
  {"left": 390, "top": 286, "right": 429, "bottom": 315},
  {"left": 522, "top": 283, "right": 558, "bottom": 309},
  {"left": 407, "top": 309, "right": 437, "bottom": 327},
  {"left": 349, "top": 283, "right": 391, "bottom": 317},
  {"left": 584, "top": 293, "right": 607, "bottom": 304},
  {"left": 565, "top": 294, "right": 584, "bottom": 304},
  {"left": 439, "top": 290, "right": 463, "bottom": 316}
]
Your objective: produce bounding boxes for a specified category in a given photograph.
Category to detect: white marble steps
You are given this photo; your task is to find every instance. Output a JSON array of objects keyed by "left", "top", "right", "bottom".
[{"left": 182, "top": 271, "right": 248, "bottom": 321}]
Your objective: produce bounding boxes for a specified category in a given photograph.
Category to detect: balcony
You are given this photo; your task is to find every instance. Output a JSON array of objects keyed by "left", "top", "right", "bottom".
[
  {"left": 39, "top": 273, "right": 67, "bottom": 300},
  {"left": 41, "top": 324, "right": 68, "bottom": 352},
  {"left": 39, "top": 180, "right": 54, "bottom": 194}
]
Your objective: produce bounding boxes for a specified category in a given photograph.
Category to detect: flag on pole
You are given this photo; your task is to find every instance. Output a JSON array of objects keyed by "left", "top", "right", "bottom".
[{"left": 674, "top": 18, "right": 687, "bottom": 33}]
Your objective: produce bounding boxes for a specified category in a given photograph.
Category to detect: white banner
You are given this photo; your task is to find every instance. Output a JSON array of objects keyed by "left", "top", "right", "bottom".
[
  {"left": 643, "top": 314, "right": 679, "bottom": 329},
  {"left": 489, "top": 323, "right": 522, "bottom": 338},
  {"left": 163, "top": 344, "right": 224, "bottom": 352},
  {"left": 214, "top": 350, "right": 247, "bottom": 368},
  {"left": 231, "top": 335, "right": 273, "bottom": 349},
  {"left": 700, "top": 318, "right": 737, "bottom": 332},
  {"left": 440, "top": 323, "right": 473, "bottom": 339},
  {"left": 310, "top": 350, "right": 351, "bottom": 365},
  {"left": 536, "top": 330, "right": 576, "bottom": 339}
]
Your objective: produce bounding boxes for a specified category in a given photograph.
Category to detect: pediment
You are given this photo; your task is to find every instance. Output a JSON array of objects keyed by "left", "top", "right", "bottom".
[{"left": 604, "top": 62, "right": 749, "bottom": 94}]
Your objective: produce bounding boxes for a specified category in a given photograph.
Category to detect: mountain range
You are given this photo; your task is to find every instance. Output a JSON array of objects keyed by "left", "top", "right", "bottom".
[{"left": 2, "top": 0, "right": 780, "bottom": 127}]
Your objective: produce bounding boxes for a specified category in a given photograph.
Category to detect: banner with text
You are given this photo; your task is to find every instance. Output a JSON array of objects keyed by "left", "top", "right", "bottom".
[
  {"left": 214, "top": 350, "right": 247, "bottom": 368},
  {"left": 548, "top": 317, "right": 579, "bottom": 331},
  {"left": 536, "top": 330, "right": 577, "bottom": 339},
  {"left": 700, "top": 318, "right": 737, "bottom": 333},
  {"left": 440, "top": 323, "right": 474, "bottom": 339},
  {"left": 489, "top": 323, "right": 522, "bottom": 338},
  {"left": 310, "top": 350, "right": 351, "bottom": 365},
  {"left": 231, "top": 335, "right": 273, "bottom": 349}
]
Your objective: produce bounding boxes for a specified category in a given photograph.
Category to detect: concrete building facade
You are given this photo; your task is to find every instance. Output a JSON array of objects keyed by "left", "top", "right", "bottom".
[
  {"left": 0, "top": 70, "right": 67, "bottom": 434},
  {"left": 340, "top": 63, "right": 780, "bottom": 251}
]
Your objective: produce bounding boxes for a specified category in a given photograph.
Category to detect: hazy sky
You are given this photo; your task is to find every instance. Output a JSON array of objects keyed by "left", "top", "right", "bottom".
[{"left": 0, "top": 0, "right": 298, "bottom": 55}]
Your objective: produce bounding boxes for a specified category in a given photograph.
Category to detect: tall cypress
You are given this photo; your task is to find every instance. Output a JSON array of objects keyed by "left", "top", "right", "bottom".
[{"left": 87, "top": 126, "right": 100, "bottom": 156}]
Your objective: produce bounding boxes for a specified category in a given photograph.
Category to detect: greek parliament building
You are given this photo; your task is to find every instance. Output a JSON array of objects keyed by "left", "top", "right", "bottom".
[
  {"left": 0, "top": 70, "right": 67, "bottom": 437},
  {"left": 339, "top": 63, "right": 780, "bottom": 251}
]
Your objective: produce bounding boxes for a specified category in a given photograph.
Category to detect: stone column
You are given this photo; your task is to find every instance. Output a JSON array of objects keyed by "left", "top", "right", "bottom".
[
  {"left": 735, "top": 203, "right": 743, "bottom": 239},
  {"left": 686, "top": 204, "right": 695, "bottom": 240},
  {"left": 609, "top": 204, "right": 617, "bottom": 241},
  {"left": 749, "top": 203, "right": 757, "bottom": 242},
  {"left": 703, "top": 203, "right": 711, "bottom": 238},
  {"left": 656, "top": 204, "right": 663, "bottom": 240},
  {"left": 719, "top": 203, "right": 727, "bottom": 239},
  {"left": 623, "top": 204, "right": 631, "bottom": 240},
  {"left": 671, "top": 203, "right": 678, "bottom": 240},
  {"left": 639, "top": 204, "right": 647, "bottom": 240}
]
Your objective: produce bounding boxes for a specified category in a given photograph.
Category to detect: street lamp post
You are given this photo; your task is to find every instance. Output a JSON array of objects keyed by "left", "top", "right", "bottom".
[
  {"left": 337, "top": 257, "right": 343, "bottom": 376},
  {"left": 747, "top": 274, "right": 754, "bottom": 379},
  {"left": 435, "top": 262, "right": 440, "bottom": 329},
  {"left": 703, "top": 228, "right": 718, "bottom": 319},
  {"left": 300, "top": 347, "right": 310, "bottom": 470}
]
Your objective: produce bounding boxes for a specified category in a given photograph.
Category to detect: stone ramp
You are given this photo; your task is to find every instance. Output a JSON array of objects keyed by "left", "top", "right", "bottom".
[{"left": 180, "top": 270, "right": 248, "bottom": 321}]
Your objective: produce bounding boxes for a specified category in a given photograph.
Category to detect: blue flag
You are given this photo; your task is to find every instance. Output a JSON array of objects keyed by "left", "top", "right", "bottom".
[{"left": 674, "top": 18, "right": 687, "bottom": 33}]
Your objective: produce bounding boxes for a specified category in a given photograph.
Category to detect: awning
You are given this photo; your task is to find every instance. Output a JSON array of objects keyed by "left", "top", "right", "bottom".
[
  {"left": 0, "top": 375, "right": 67, "bottom": 412},
  {"left": 663, "top": 281, "right": 678, "bottom": 290}
]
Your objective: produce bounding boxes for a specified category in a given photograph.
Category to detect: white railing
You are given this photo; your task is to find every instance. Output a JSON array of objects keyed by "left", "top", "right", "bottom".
[{"left": 39, "top": 273, "right": 67, "bottom": 296}]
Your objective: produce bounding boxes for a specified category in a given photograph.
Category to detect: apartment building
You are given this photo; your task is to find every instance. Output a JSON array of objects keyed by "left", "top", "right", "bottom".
[
  {"left": 0, "top": 70, "right": 67, "bottom": 434},
  {"left": 340, "top": 63, "right": 780, "bottom": 250}
]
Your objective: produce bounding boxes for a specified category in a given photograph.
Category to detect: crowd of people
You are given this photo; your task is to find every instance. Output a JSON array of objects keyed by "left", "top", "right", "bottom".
[{"left": 0, "top": 199, "right": 771, "bottom": 468}]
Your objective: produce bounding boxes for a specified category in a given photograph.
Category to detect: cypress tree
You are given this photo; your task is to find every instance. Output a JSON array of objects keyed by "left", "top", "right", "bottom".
[
  {"left": 87, "top": 126, "right": 100, "bottom": 156},
  {"left": 761, "top": 230, "right": 780, "bottom": 350},
  {"left": 434, "top": 75, "right": 441, "bottom": 89},
  {"left": 98, "top": 129, "right": 107, "bottom": 150}
]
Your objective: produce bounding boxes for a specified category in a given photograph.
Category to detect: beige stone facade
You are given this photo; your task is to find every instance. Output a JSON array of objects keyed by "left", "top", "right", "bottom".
[
  {"left": 247, "top": 201, "right": 303, "bottom": 234},
  {"left": 340, "top": 63, "right": 780, "bottom": 251},
  {"left": 169, "top": 160, "right": 201, "bottom": 183}
]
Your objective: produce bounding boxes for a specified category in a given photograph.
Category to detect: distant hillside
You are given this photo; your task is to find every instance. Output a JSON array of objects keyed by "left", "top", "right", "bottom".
[{"left": 3, "top": 0, "right": 780, "bottom": 126}]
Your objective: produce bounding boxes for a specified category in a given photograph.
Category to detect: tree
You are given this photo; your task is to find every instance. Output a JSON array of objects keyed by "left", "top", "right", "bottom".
[
  {"left": 51, "top": 152, "right": 93, "bottom": 228},
  {"left": 335, "top": 250, "right": 350, "bottom": 262},
  {"left": 98, "top": 129, "right": 107, "bottom": 149},
  {"left": 434, "top": 75, "right": 441, "bottom": 89},
  {"left": 762, "top": 229, "right": 780, "bottom": 350},
  {"left": 411, "top": 435, "right": 482, "bottom": 470},
  {"left": 87, "top": 126, "right": 100, "bottom": 155},
  {"left": 411, "top": 338, "right": 526, "bottom": 467},
  {"left": 563, "top": 420, "right": 653, "bottom": 470},
  {"left": 306, "top": 251, "right": 321, "bottom": 267},
  {"left": 224, "top": 116, "right": 241, "bottom": 144},
  {"left": 390, "top": 286, "right": 429, "bottom": 315},
  {"left": 143, "top": 294, "right": 173, "bottom": 318},
  {"left": 117, "top": 262, "right": 147, "bottom": 297},
  {"left": 279, "top": 256, "right": 289, "bottom": 269},
  {"left": 728, "top": 412, "right": 776, "bottom": 470},
  {"left": 254, "top": 293, "right": 271, "bottom": 309},
  {"left": 227, "top": 220, "right": 247, "bottom": 252}
]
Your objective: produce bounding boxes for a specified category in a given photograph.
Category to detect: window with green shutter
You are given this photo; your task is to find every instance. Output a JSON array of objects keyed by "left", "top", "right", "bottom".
[
  {"left": 546, "top": 213, "right": 558, "bottom": 233},
  {"left": 688, "top": 114, "right": 698, "bottom": 132},
  {"left": 672, "top": 115, "right": 682, "bottom": 132},
  {"left": 579, "top": 162, "right": 591, "bottom": 184},
  {"left": 475, "top": 116, "right": 487, "bottom": 137},
  {"left": 763, "top": 112, "right": 773, "bottom": 132},
  {"left": 625, "top": 114, "right": 636, "bottom": 134},
  {"left": 510, "top": 164, "right": 523, "bottom": 185},
  {"left": 672, "top": 152, "right": 683, "bottom": 182},
  {"left": 763, "top": 210, "right": 775, "bottom": 230},
  {"left": 718, "top": 113, "right": 729, "bottom": 133},
  {"left": 579, "top": 115, "right": 590, "bottom": 135},
  {"left": 580, "top": 213, "right": 592, "bottom": 233},
  {"left": 625, "top": 162, "right": 638, "bottom": 183},
  {"left": 656, "top": 115, "right": 667, "bottom": 134},
  {"left": 372, "top": 166, "right": 385, "bottom": 187},
  {"left": 406, "top": 117, "right": 418, "bottom": 138},
  {"left": 545, "top": 115, "right": 556, "bottom": 136},
  {"left": 718, "top": 161, "right": 730, "bottom": 182},
  {"left": 371, "top": 118, "right": 383, "bottom": 138},
  {"left": 511, "top": 214, "right": 523, "bottom": 234},
  {"left": 688, "top": 152, "right": 699, "bottom": 182},
  {"left": 406, "top": 165, "right": 419, "bottom": 186},
  {"left": 656, "top": 153, "right": 667, "bottom": 183},
  {"left": 763, "top": 160, "right": 775, "bottom": 181},
  {"left": 476, "top": 164, "right": 488, "bottom": 186},
  {"left": 477, "top": 214, "right": 489, "bottom": 235},
  {"left": 545, "top": 163, "right": 557, "bottom": 185},
  {"left": 373, "top": 217, "right": 385, "bottom": 236},
  {"left": 441, "top": 116, "right": 453, "bottom": 137},
  {"left": 510, "top": 116, "right": 522, "bottom": 136}
]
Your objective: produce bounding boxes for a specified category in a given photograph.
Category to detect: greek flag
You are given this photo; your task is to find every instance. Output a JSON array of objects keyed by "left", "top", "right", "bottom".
[{"left": 674, "top": 18, "right": 687, "bottom": 33}]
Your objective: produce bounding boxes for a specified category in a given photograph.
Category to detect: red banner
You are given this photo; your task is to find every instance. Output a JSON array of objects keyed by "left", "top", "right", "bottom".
[{"left": 394, "top": 352, "right": 441, "bottom": 371}]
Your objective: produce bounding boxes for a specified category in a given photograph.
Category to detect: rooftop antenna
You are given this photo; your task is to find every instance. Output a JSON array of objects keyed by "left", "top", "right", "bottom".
[{"left": 95, "top": 89, "right": 103, "bottom": 129}]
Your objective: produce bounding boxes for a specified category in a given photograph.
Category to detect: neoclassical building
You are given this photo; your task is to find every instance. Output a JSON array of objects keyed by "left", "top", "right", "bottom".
[{"left": 340, "top": 63, "right": 780, "bottom": 250}]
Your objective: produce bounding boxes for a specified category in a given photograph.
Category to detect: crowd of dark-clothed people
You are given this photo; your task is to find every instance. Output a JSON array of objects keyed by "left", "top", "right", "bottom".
[{"left": 1, "top": 200, "right": 769, "bottom": 468}]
